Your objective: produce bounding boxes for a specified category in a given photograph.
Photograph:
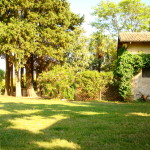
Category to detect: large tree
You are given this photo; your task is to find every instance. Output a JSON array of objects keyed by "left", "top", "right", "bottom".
[{"left": 0, "top": 0, "right": 84, "bottom": 97}]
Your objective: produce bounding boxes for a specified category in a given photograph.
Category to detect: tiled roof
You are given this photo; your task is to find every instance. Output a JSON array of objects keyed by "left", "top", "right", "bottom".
[{"left": 119, "top": 32, "right": 150, "bottom": 42}]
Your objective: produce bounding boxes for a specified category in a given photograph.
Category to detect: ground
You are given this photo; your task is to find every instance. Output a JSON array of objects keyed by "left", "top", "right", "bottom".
[{"left": 0, "top": 96, "right": 150, "bottom": 150}]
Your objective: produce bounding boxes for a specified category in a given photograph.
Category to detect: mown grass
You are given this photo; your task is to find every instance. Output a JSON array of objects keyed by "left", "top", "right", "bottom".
[{"left": 0, "top": 96, "right": 150, "bottom": 150}]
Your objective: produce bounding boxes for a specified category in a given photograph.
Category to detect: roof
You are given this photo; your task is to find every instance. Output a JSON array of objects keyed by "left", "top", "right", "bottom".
[{"left": 119, "top": 32, "right": 150, "bottom": 42}]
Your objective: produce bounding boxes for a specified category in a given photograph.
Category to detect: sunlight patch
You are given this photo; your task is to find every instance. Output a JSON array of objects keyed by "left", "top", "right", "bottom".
[
  {"left": 76, "top": 111, "right": 108, "bottom": 115},
  {"left": 126, "top": 112, "right": 150, "bottom": 117},
  {"left": 0, "top": 109, "right": 11, "bottom": 115},
  {"left": 9, "top": 115, "right": 68, "bottom": 133},
  {"left": 51, "top": 109, "right": 71, "bottom": 112},
  {"left": 14, "top": 109, "right": 42, "bottom": 114},
  {"left": 34, "top": 139, "right": 81, "bottom": 150},
  {"left": 0, "top": 104, "right": 4, "bottom": 107}
]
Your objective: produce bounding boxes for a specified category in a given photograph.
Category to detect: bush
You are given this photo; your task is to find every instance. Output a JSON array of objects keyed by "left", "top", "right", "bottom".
[
  {"left": 76, "top": 70, "right": 113, "bottom": 100},
  {"left": 0, "top": 69, "right": 5, "bottom": 94},
  {"left": 38, "top": 66, "right": 75, "bottom": 99},
  {"left": 0, "top": 69, "right": 5, "bottom": 81}
]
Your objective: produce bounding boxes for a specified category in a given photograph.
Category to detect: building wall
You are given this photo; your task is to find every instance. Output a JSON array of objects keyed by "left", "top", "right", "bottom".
[
  {"left": 127, "top": 42, "right": 150, "bottom": 54},
  {"left": 127, "top": 42, "right": 150, "bottom": 100},
  {"left": 132, "top": 71, "right": 150, "bottom": 100}
]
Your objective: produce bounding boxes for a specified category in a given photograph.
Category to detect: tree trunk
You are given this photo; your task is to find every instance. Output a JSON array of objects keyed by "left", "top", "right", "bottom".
[
  {"left": 31, "top": 54, "right": 34, "bottom": 83},
  {"left": 26, "top": 56, "right": 37, "bottom": 97},
  {"left": 36, "top": 65, "right": 43, "bottom": 96},
  {"left": 21, "top": 67, "right": 24, "bottom": 88},
  {"left": 15, "top": 69, "right": 22, "bottom": 97},
  {"left": 98, "top": 59, "right": 101, "bottom": 72},
  {"left": 10, "top": 63, "right": 13, "bottom": 96},
  {"left": 5, "top": 54, "right": 10, "bottom": 95}
]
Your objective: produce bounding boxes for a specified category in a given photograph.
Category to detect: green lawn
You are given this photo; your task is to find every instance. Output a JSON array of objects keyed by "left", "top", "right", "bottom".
[{"left": 0, "top": 97, "right": 150, "bottom": 150}]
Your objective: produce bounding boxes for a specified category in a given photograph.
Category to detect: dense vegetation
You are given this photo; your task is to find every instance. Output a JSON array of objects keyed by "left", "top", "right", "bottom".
[
  {"left": 0, "top": 0, "right": 85, "bottom": 97},
  {"left": 116, "top": 48, "right": 150, "bottom": 100},
  {"left": 90, "top": 0, "right": 150, "bottom": 72},
  {"left": 38, "top": 68, "right": 113, "bottom": 100},
  {"left": 0, "top": 0, "right": 150, "bottom": 101}
]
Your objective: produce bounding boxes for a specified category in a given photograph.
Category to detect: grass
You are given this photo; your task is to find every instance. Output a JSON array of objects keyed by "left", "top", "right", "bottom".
[{"left": 0, "top": 96, "right": 150, "bottom": 150}]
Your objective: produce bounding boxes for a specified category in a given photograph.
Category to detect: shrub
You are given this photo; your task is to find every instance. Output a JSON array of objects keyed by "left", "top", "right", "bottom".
[
  {"left": 0, "top": 69, "right": 5, "bottom": 94},
  {"left": 0, "top": 69, "right": 5, "bottom": 82},
  {"left": 38, "top": 66, "right": 75, "bottom": 99},
  {"left": 76, "top": 70, "right": 113, "bottom": 100}
]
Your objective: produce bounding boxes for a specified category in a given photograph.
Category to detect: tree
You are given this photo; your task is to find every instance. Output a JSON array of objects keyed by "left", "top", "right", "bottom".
[
  {"left": 0, "top": 0, "right": 84, "bottom": 97},
  {"left": 88, "top": 31, "right": 117, "bottom": 72},
  {"left": 64, "top": 31, "right": 91, "bottom": 72},
  {"left": 0, "top": 20, "right": 38, "bottom": 97},
  {"left": 92, "top": 0, "right": 150, "bottom": 35}
]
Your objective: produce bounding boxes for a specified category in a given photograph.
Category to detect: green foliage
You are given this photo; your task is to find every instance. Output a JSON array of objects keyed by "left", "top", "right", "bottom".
[
  {"left": 38, "top": 66, "right": 75, "bottom": 99},
  {"left": 0, "top": 69, "right": 5, "bottom": 94},
  {"left": 76, "top": 70, "right": 113, "bottom": 99},
  {"left": 92, "top": 0, "right": 150, "bottom": 34},
  {"left": 91, "top": 0, "right": 150, "bottom": 75},
  {"left": 62, "top": 86, "right": 75, "bottom": 100},
  {"left": 0, "top": 0, "right": 84, "bottom": 69},
  {"left": 0, "top": 69, "right": 5, "bottom": 82},
  {"left": 88, "top": 58, "right": 103, "bottom": 71},
  {"left": 88, "top": 31, "right": 117, "bottom": 72},
  {"left": 64, "top": 34, "right": 91, "bottom": 72},
  {"left": 115, "top": 49, "right": 150, "bottom": 100}
]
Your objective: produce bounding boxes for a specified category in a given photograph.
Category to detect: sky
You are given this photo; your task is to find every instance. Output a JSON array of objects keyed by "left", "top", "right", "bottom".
[
  {"left": 0, "top": 0, "right": 150, "bottom": 71},
  {"left": 68, "top": 0, "right": 150, "bottom": 36}
]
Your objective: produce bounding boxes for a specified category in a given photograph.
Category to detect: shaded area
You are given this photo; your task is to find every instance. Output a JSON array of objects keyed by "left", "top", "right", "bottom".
[{"left": 0, "top": 99, "right": 150, "bottom": 150}]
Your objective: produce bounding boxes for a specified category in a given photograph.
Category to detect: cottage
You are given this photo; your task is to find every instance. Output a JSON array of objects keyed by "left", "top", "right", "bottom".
[{"left": 118, "top": 32, "right": 150, "bottom": 100}]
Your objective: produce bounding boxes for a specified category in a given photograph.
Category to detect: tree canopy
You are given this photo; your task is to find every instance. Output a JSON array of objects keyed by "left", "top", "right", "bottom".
[
  {"left": 0, "top": 0, "right": 85, "bottom": 97},
  {"left": 92, "top": 0, "right": 150, "bottom": 35}
]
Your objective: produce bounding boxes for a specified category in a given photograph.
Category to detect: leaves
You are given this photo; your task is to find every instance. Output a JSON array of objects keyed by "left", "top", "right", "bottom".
[
  {"left": 38, "top": 66, "right": 75, "bottom": 99},
  {"left": 92, "top": 0, "right": 150, "bottom": 34},
  {"left": 115, "top": 49, "right": 150, "bottom": 99},
  {"left": 89, "top": 31, "right": 117, "bottom": 71},
  {"left": 76, "top": 70, "right": 113, "bottom": 98}
]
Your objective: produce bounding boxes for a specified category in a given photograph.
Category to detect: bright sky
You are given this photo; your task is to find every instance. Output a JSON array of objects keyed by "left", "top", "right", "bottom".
[
  {"left": 68, "top": 0, "right": 150, "bottom": 36},
  {"left": 0, "top": 0, "right": 150, "bottom": 71}
]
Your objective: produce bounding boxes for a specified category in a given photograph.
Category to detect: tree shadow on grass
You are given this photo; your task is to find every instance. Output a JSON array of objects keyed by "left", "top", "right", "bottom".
[{"left": 0, "top": 101, "right": 150, "bottom": 150}]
